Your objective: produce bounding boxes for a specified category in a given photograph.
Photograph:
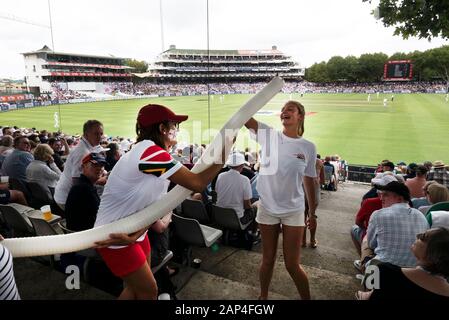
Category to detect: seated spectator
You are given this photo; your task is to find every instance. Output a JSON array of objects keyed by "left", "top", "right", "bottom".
[
  {"left": 418, "top": 182, "right": 449, "bottom": 215},
  {"left": 362, "top": 171, "right": 397, "bottom": 201},
  {"left": 351, "top": 174, "right": 397, "bottom": 255},
  {"left": 323, "top": 156, "right": 337, "bottom": 191},
  {"left": 365, "top": 182, "right": 429, "bottom": 268},
  {"left": 26, "top": 144, "right": 61, "bottom": 189},
  {"left": 381, "top": 160, "right": 395, "bottom": 173},
  {"left": 1, "top": 136, "right": 34, "bottom": 183},
  {"left": 405, "top": 165, "right": 428, "bottom": 198},
  {"left": 357, "top": 227, "right": 449, "bottom": 300},
  {"left": 0, "top": 135, "right": 13, "bottom": 174},
  {"left": 0, "top": 234, "right": 21, "bottom": 300},
  {"left": 0, "top": 179, "right": 28, "bottom": 206},
  {"left": 105, "top": 142, "right": 121, "bottom": 172},
  {"left": 216, "top": 152, "right": 258, "bottom": 232},
  {"left": 428, "top": 160, "right": 449, "bottom": 188},
  {"left": 48, "top": 137, "right": 70, "bottom": 171},
  {"left": 403, "top": 163, "right": 418, "bottom": 180},
  {"left": 65, "top": 153, "right": 106, "bottom": 232},
  {"left": 411, "top": 181, "right": 437, "bottom": 209}
]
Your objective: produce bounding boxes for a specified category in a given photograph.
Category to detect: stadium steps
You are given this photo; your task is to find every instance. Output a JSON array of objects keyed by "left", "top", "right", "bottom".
[
  {"left": 174, "top": 182, "right": 370, "bottom": 300},
  {"left": 13, "top": 257, "right": 114, "bottom": 300}
]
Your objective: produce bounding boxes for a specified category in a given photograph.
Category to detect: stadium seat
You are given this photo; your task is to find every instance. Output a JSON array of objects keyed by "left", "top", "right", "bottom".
[
  {"left": 172, "top": 214, "right": 222, "bottom": 266},
  {"left": 28, "top": 217, "right": 63, "bottom": 268},
  {"left": 0, "top": 204, "right": 35, "bottom": 237},
  {"left": 426, "top": 201, "right": 449, "bottom": 216},
  {"left": 181, "top": 199, "right": 211, "bottom": 225},
  {"left": 211, "top": 205, "right": 252, "bottom": 245}
]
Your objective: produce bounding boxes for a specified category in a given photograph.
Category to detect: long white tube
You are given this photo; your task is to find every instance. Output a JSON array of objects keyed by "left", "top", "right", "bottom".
[{"left": 2, "top": 77, "right": 284, "bottom": 257}]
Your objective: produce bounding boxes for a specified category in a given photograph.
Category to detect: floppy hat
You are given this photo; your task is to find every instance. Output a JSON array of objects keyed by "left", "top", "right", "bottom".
[
  {"left": 433, "top": 160, "right": 445, "bottom": 168},
  {"left": 371, "top": 172, "right": 398, "bottom": 187},
  {"left": 137, "top": 104, "right": 188, "bottom": 127},
  {"left": 376, "top": 181, "right": 411, "bottom": 201}
]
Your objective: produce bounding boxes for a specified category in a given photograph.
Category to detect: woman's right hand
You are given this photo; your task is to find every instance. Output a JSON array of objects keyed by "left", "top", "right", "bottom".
[{"left": 94, "top": 228, "right": 147, "bottom": 248}]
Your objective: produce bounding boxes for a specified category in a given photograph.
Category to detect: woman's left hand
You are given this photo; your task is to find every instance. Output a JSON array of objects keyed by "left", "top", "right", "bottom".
[
  {"left": 94, "top": 228, "right": 147, "bottom": 248},
  {"left": 307, "top": 216, "right": 317, "bottom": 230}
]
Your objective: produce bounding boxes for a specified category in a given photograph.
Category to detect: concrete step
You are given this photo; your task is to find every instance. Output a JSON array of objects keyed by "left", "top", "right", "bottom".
[
  {"left": 174, "top": 267, "right": 289, "bottom": 300},
  {"left": 13, "top": 257, "right": 114, "bottom": 300},
  {"left": 190, "top": 246, "right": 360, "bottom": 300}
]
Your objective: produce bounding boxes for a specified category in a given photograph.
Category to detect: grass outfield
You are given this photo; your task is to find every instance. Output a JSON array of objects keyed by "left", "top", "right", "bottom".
[{"left": 1, "top": 93, "right": 448, "bottom": 165}]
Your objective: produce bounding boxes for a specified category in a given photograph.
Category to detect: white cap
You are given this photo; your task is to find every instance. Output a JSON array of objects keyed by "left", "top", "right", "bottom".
[
  {"left": 371, "top": 172, "right": 397, "bottom": 186},
  {"left": 226, "top": 152, "right": 247, "bottom": 167}
]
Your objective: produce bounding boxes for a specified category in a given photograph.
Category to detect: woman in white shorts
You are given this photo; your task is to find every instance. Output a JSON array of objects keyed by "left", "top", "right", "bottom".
[{"left": 245, "top": 100, "right": 317, "bottom": 300}]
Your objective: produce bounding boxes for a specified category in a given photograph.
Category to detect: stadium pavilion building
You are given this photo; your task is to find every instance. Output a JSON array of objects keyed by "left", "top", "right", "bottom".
[
  {"left": 22, "top": 45, "right": 133, "bottom": 95},
  {"left": 137, "top": 45, "right": 304, "bottom": 83}
]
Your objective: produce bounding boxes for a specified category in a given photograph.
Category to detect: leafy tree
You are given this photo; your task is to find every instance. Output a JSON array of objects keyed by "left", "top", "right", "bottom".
[
  {"left": 305, "top": 62, "right": 329, "bottom": 82},
  {"left": 356, "top": 53, "right": 388, "bottom": 82},
  {"left": 363, "top": 0, "right": 449, "bottom": 40},
  {"left": 124, "top": 59, "right": 148, "bottom": 73},
  {"left": 327, "top": 56, "right": 352, "bottom": 81},
  {"left": 424, "top": 46, "right": 449, "bottom": 84}
]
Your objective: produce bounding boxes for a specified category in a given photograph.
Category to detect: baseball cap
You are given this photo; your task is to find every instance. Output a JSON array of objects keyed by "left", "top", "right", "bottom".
[
  {"left": 371, "top": 172, "right": 398, "bottom": 187},
  {"left": 226, "top": 152, "right": 248, "bottom": 167},
  {"left": 137, "top": 104, "right": 188, "bottom": 128},
  {"left": 82, "top": 153, "right": 107, "bottom": 166}
]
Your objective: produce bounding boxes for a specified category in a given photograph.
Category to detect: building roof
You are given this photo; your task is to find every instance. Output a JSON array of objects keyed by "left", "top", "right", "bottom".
[
  {"left": 162, "top": 47, "right": 283, "bottom": 56},
  {"left": 22, "top": 45, "right": 125, "bottom": 60}
]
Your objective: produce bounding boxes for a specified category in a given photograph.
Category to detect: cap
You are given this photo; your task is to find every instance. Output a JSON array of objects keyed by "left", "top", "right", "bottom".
[
  {"left": 82, "top": 153, "right": 107, "bottom": 166},
  {"left": 226, "top": 152, "right": 248, "bottom": 167},
  {"left": 371, "top": 172, "right": 397, "bottom": 187},
  {"left": 376, "top": 181, "right": 411, "bottom": 201},
  {"left": 137, "top": 104, "right": 188, "bottom": 128}
]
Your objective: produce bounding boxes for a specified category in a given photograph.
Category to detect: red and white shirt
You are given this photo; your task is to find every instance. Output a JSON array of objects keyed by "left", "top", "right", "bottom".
[{"left": 94, "top": 140, "right": 182, "bottom": 236}]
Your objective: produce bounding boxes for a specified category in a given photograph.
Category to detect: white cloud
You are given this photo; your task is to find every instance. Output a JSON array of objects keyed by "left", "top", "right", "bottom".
[{"left": 0, "top": 0, "right": 447, "bottom": 78}]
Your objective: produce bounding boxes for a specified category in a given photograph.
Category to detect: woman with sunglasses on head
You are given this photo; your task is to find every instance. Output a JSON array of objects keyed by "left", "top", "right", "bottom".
[
  {"left": 357, "top": 227, "right": 449, "bottom": 300},
  {"left": 245, "top": 100, "right": 317, "bottom": 300},
  {"left": 94, "top": 104, "right": 231, "bottom": 300}
]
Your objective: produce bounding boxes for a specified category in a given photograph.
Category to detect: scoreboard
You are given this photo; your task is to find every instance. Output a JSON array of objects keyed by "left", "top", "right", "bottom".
[{"left": 383, "top": 60, "right": 413, "bottom": 81}]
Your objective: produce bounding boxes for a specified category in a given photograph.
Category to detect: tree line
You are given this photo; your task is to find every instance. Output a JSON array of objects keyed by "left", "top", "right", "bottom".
[{"left": 304, "top": 45, "right": 449, "bottom": 84}]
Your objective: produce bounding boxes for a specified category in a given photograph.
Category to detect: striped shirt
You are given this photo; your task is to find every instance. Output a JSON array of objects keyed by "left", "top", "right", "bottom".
[
  {"left": 367, "top": 202, "right": 429, "bottom": 267},
  {"left": 0, "top": 244, "right": 20, "bottom": 300}
]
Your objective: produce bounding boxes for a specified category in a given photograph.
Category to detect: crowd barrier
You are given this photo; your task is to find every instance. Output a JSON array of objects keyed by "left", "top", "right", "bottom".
[
  {"left": 347, "top": 165, "right": 377, "bottom": 183},
  {"left": 0, "top": 94, "right": 158, "bottom": 112}
]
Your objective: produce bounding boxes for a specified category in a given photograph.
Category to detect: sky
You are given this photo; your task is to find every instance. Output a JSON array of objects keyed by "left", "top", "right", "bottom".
[{"left": 0, "top": 0, "right": 448, "bottom": 79}]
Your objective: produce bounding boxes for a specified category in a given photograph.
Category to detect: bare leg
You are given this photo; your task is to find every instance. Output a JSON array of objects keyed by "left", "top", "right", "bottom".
[
  {"left": 119, "top": 261, "right": 158, "bottom": 300},
  {"left": 259, "top": 223, "right": 280, "bottom": 299},
  {"left": 282, "top": 225, "right": 311, "bottom": 300},
  {"left": 350, "top": 228, "right": 362, "bottom": 256},
  {"left": 118, "top": 286, "right": 136, "bottom": 300}
]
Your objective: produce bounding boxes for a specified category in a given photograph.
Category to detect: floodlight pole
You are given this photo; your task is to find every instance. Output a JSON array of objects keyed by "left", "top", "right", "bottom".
[
  {"left": 160, "top": 0, "right": 165, "bottom": 52},
  {"left": 206, "top": 0, "right": 210, "bottom": 143},
  {"left": 48, "top": 0, "right": 55, "bottom": 52}
]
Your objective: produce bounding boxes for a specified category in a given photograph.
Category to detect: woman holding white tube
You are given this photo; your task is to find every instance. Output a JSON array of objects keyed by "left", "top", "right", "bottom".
[
  {"left": 245, "top": 100, "right": 317, "bottom": 300},
  {"left": 94, "top": 104, "right": 229, "bottom": 300}
]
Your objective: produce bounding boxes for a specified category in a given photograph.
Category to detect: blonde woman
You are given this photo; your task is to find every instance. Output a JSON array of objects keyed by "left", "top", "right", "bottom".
[
  {"left": 26, "top": 143, "right": 61, "bottom": 189},
  {"left": 245, "top": 100, "right": 317, "bottom": 300}
]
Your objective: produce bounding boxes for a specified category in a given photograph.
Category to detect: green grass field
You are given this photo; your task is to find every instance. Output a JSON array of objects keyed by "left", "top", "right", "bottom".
[{"left": 1, "top": 93, "right": 449, "bottom": 165}]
